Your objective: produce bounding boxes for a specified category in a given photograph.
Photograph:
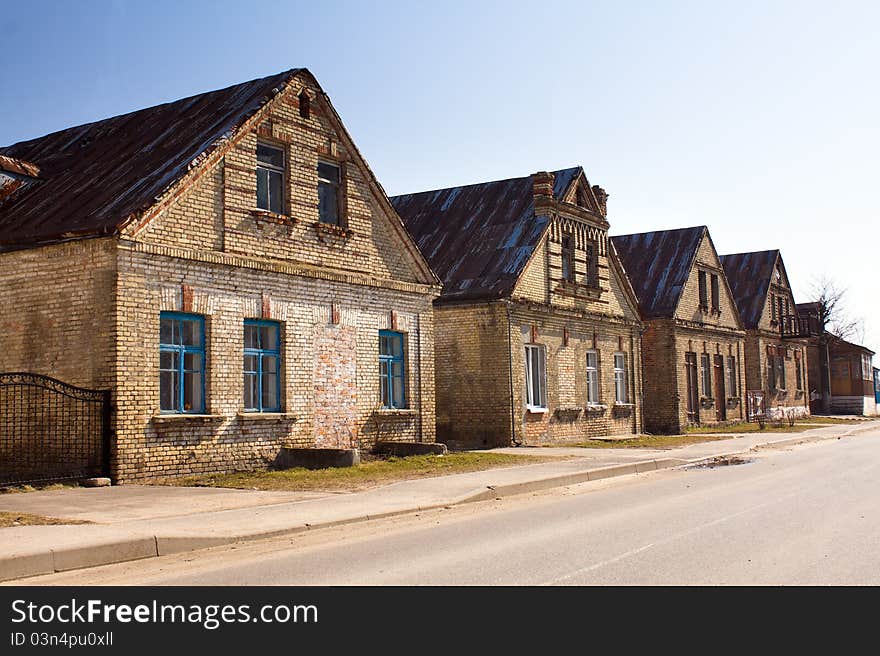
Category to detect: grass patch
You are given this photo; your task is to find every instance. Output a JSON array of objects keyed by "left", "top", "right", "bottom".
[
  {"left": 685, "top": 422, "right": 822, "bottom": 435},
  {"left": 0, "top": 512, "right": 90, "bottom": 528},
  {"left": 797, "top": 416, "right": 875, "bottom": 425},
  {"left": 0, "top": 482, "right": 79, "bottom": 495},
  {"left": 567, "top": 434, "right": 733, "bottom": 449},
  {"left": 172, "top": 452, "right": 555, "bottom": 492}
]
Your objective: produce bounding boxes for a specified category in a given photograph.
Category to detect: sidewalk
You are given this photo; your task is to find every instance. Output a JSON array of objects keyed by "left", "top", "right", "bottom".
[{"left": 1, "top": 420, "right": 877, "bottom": 582}]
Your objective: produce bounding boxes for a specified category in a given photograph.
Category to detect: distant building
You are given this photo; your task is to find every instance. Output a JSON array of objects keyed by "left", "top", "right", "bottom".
[
  {"left": 720, "top": 250, "right": 811, "bottom": 420},
  {"left": 393, "top": 168, "right": 643, "bottom": 447},
  {"left": 613, "top": 227, "right": 746, "bottom": 434}
]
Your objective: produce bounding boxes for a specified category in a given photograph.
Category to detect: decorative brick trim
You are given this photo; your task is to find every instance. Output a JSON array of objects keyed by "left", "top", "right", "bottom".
[
  {"left": 181, "top": 283, "right": 193, "bottom": 312},
  {"left": 261, "top": 292, "right": 271, "bottom": 319},
  {"left": 119, "top": 240, "right": 441, "bottom": 297}
]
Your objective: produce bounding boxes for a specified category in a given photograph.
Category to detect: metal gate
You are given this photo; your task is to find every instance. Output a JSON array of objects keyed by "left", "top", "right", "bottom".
[{"left": 0, "top": 373, "right": 110, "bottom": 486}]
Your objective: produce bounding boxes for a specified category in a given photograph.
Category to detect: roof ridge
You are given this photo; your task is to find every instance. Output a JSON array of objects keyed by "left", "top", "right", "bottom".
[{"left": 391, "top": 165, "right": 582, "bottom": 201}]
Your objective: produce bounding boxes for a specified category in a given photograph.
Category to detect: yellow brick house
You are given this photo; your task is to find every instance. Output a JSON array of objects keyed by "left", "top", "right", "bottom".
[
  {"left": 0, "top": 69, "right": 440, "bottom": 484},
  {"left": 392, "top": 168, "right": 643, "bottom": 447}
]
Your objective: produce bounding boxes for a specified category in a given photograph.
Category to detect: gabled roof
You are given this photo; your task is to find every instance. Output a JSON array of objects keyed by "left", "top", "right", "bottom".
[
  {"left": 390, "top": 167, "right": 583, "bottom": 301},
  {"left": 610, "top": 226, "right": 707, "bottom": 319},
  {"left": 719, "top": 250, "right": 782, "bottom": 329},
  {"left": 0, "top": 69, "right": 299, "bottom": 249}
]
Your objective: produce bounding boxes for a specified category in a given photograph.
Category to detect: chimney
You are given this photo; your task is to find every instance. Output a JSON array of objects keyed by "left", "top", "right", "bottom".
[
  {"left": 592, "top": 185, "right": 609, "bottom": 217},
  {"left": 533, "top": 171, "right": 554, "bottom": 200}
]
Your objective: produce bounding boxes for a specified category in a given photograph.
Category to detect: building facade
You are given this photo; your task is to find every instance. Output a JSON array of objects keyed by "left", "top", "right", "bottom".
[
  {"left": 0, "top": 69, "right": 440, "bottom": 484},
  {"left": 393, "top": 168, "right": 643, "bottom": 448},
  {"left": 721, "top": 251, "right": 810, "bottom": 420},
  {"left": 613, "top": 227, "right": 746, "bottom": 434}
]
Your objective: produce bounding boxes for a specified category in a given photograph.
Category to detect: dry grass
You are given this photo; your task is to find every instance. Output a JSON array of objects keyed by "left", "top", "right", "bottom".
[
  {"left": 172, "top": 452, "right": 556, "bottom": 492},
  {"left": 567, "top": 434, "right": 733, "bottom": 449},
  {"left": 0, "top": 512, "right": 90, "bottom": 528}
]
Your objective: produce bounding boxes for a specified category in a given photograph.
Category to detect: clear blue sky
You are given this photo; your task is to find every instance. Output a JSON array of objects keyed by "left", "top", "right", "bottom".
[{"left": 2, "top": 1, "right": 878, "bottom": 353}]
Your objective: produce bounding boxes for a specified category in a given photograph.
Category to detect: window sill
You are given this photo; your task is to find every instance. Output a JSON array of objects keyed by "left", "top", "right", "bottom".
[
  {"left": 250, "top": 208, "right": 296, "bottom": 226},
  {"left": 612, "top": 402, "right": 634, "bottom": 408},
  {"left": 375, "top": 408, "right": 416, "bottom": 416},
  {"left": 585, "top": 403, "right": 608, "bottom": 413},
  {"left": 313, "top": 221, "right": 353, "bottom": 242},
  {"left": 526, "top": 406, "right": 549, "bottom": 414},
  {"left": 152, "top": 414, "right": 225, "bottom": 424},
  {"left": 237, "top": 412, "right": 298, "bottom": 422}
]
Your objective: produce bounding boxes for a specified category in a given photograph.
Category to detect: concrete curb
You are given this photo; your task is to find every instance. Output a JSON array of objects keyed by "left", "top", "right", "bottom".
[{"left": 2, "top": 422, "right": 876, "bottom": 583}]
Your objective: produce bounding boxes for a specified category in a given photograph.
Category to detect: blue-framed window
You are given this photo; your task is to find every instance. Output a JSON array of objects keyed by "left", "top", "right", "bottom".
[
  {"left": 244, "top": 319, "right": 281, "bottom": 412},
  {"left": 159, "top": 312, "right": 206, "bottom": 414},
  {"left": 379, "top": 330, "right": 406, "bottom": 409}
]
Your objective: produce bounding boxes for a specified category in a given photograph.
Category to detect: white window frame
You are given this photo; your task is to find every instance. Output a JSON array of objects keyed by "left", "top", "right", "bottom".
[
  {"left": 726, "top": 355, "right": 737, "bottom": 397},
  {"left": 586, "top": 350, "right": 599, "bottom": 404},
  {"left": 701, "top": 353, "right": 712, "bottom": 397},
  {"left": 613, "top": 352, "right": 628, "bottom": 403},
  {"left": 317, "top": 160, "right": 342, "bottom": 225},
  {"left": 256, "top": 142, "right": 285, "bottom": 214},
  {"left": 524, "top": 344, "right": 547, "bottom": 411}
]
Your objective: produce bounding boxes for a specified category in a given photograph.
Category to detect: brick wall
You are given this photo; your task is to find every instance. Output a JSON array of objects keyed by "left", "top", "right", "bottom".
[
  {"left": 0, "top": 238, "right": 116, "bottom": 389},
  {"left": 113, "top": 245, "right": 436, "bottom": 482}
]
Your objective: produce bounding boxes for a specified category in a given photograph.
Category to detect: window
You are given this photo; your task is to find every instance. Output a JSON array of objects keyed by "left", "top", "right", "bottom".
[
  {"left": 613, "top": 353, "right": 628, "bottom": 403},
  {"left": 243, "top": 320, "right": 281, "bottom": 412},
  {"left": 584, "top": 240, "right": 598, "bottom": 287},
  {"left": 379, "top": 330, "right": 406, "bottom": 409},
  {"left": 318, "top": 161, "right": 341, "bottom": 225},
  {"left": 770, "top": 294, "right": 777, "bottom": 323},
  {"left": 561, "top": 234, "right": 574, "bottom": 282},
  {"left": 159, "top": 313, "right": 205, "bottom": 414},
  {"left": 862, "top": 354, "right": 873, "bottom": 381},
  {"left": 586, "top": 350, "right": 599, "bottom": 404},
  {"left": 524, "top": 344, "right": 547, "bottom": 410},
  {"left": 700, "top": 353, "right": 712, "bottom": 397},
  {"left": 698, "top": 270, "right": 708, "bottom": 310},
  {"left": 769, "top": 352, "right": 786, "bottom": 391},
  {"left": 727, "top": 356, "right": 737, "bottom": 397},
  {"left": 795, "top": 355, "right": 803, "bottom": 391},
  {"left": 298, "top": 90, "right": 310, "bottom": 119},
  {"left": 256, "top": 143, "right": 285, "bottom": 214},
  {"left": 710, "top": 274, "right": 720, "bottom": 313}
]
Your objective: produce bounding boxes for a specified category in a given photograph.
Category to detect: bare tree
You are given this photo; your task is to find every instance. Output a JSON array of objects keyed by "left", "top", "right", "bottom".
[{"left": 809, "top": 275, "right": 865, "bottom": 342}]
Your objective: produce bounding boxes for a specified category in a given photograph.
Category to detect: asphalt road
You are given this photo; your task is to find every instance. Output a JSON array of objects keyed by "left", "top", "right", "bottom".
[{"left": 24, "top": 429, "right": 880, "bottom": 585}]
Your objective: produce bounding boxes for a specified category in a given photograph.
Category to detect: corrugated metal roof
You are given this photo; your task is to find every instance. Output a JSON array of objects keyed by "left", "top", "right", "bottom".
[
  {"left": 720, "top": 250, "right": 779, "bottom": 329},
  {"left": 390, "top": 167, "right": 582, "bottom": 301},
  {"left": 611, "top": 226, "right": 706, "bottom": 319},
  {"left": 0, "top": 69, "right": 300, "bottom": 248}
]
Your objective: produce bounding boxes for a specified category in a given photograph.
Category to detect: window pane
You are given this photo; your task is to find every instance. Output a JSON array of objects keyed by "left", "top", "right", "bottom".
[
  {"left": 184, "top": 352, "right": 202, "bottom": 373},
  {"left": 268, "top": 169, "right": 283, "bottom": 214},
  {"left": 244, "top": 324, "right": 259, "bottom": 350},
  {"left": 244, "top": 354, "right": 258, "bottom": 373},
  {"left": 586, "top": 352, "right": 597, "bottom": 369},
  {"left": 244, "top": 372, "right": 258, "bottom": 410},
  {"left": 392, "top": 376, "right": 405, "bottom": 408},
  {"left": 160, "top": 371, "right": 177, "bottom": 411},
  {"left": 260, "top": 324, "right": 279, "bottom": 351},
  {"left": 318, "top": 161, "right": 340, "bottom": 183},
  {"left": 183, "top": 371, "right": 203, "bottom": 413},
  {"left": 257, "top": 143, "right": 284, "bottom": 169},
  {"left": 261, "top": 358, "right": 278, "bottom": 410},
  {"left": 256, "top": 168, "right": 269, "bottom": 210},
  {"left": 160, "top": 350, "right": 176, "bottom": 371},
  {"left": 160, "top": 318, "right": 174, "bottom": 345},
  {"left": 319, "top": 181, "right": 339, "bottom": 225},
  {"left": 181, "top": 319, "right": 200, "bottom": 347},
  {"left": 380, "top": 372, "right": 389, "bottom": 407},
  {"left": 391, "top": 361, "right": 403, "bottom": 378}
]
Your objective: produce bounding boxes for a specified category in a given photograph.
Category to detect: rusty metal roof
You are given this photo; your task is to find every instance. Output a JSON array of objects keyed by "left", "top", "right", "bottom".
[
  {"left": 390, "top": 167, "right": 582, "bottom": 301},
  {"left": 611, "top": 226, "right": 706, "bottom": 319},
  {"left": 0, "top": 69, "right": 300, "bottom": 249},
  {"left": 719, "top": 250, "right": 779, "bottom": 329}
]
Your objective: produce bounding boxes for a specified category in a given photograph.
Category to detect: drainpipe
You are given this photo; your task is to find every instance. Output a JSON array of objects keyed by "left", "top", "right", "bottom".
[
  {"left": 506, "top": 301, "right": 520, "bottom": 446},
  {"left": 630, "top": 328, "right": 639, "bottom": 434},
  {"left": 416, "top": 310, "right": 423, "bottom": 442}
]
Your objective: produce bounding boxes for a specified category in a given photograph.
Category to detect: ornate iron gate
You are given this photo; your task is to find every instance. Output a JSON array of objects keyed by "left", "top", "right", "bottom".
[{"left": 0, "top": 373, "right": 110, "bottom": 486}]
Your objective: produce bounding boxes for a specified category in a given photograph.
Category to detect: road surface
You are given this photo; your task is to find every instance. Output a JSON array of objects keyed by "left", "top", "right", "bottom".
[{"left": 19, "top": 429, "right": 880, "bottom": 585}]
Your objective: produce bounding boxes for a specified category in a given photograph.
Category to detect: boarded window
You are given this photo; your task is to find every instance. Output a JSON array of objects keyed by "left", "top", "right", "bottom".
[
  {"left": 698, "top": 271, "right": 708, "bottom": 310},
  {"left": 561, "top": 234, "right": 574, "bottom": 282},
  {"left": 711, "top": 274, "right": 720, "bottom": 312}
]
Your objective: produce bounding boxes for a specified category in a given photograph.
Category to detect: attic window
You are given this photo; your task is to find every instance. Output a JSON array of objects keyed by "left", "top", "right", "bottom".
[
  {"left": 256, "top": 142, "right": 285, "bottom": 214},
  {"left": 318, "top": 161, "right": 341, "bottom": 225},
  {"left": 299, "top": 90, "right": 310, "bottom": 119},
  {"left": 561, "top": 234, "right": 574, "bottom": 281},
  {"left": 584, "top": 240, "right": 599, "bottom": 287},
  {"left": 576, "top": 185, "right": 588, "bottom": 208}
]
